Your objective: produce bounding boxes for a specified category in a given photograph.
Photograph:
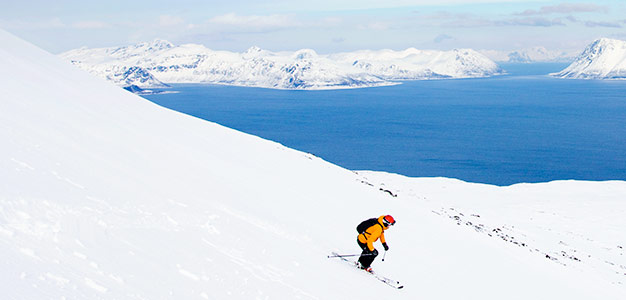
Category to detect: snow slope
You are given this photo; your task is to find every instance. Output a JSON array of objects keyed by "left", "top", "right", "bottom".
[
  {"left": 1, "top": 29, "right": 626, "bottom": 299},
  {"left": 552, "top": 38, "right": 626, "bottom": 79},
  {"left": 60, "top": 40, "right": 501, "bottom": 90}
]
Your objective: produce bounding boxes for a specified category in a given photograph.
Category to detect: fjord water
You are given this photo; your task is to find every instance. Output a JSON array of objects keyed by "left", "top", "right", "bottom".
[{"left": 143, "top": 63, "right": 626, "bottom": 186}]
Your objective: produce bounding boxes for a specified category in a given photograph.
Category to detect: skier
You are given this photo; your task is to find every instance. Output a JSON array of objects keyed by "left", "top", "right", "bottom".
[{"left": 356, "top": 215, "right": 395, "bottom": 272}]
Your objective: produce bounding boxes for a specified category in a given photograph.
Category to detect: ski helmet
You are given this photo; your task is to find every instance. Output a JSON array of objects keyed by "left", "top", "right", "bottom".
[{"left": 382, "top": 215, "right": 396, "bottom": 227}]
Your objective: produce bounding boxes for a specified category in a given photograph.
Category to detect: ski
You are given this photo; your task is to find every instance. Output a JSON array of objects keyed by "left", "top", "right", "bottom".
[
  {"left": 330, "top": 252, "right": 404, "bottom": 289},
  {"left": 371, "top": 271, "right": 404, "bottom": 289}
]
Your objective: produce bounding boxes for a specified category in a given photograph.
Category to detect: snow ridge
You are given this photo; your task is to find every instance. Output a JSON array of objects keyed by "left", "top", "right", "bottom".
[
  {"left": 552, "top": 38, "right": 626, "bottom": 79},
  {"left": 60, "top": 40, "right": 502, "bottom": 90}
]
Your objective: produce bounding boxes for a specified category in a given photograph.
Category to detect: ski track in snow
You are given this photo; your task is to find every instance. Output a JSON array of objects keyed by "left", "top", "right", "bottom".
[
  {"left": 218, "top": 205, "right": 311, "bottom": 243},
  {"left": 11, "top": 158, "right": 35, "bottom": 170},
  {"left": 357, "top": 171, "right": 626, "bottom": 286},
  {"left": 84, "top": 277, "right": 108, "bottom": 293}
]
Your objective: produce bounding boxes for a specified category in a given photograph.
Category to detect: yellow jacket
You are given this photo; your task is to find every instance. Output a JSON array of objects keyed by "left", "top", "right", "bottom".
[{"left": 357, "top": 215, "right": 388, "bottom": 251}]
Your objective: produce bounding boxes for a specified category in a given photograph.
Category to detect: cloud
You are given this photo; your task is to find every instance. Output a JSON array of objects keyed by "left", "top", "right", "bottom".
[
  {"left": 609, "top": 33, "right": 626, "bottom": 40},
  {"left": 565, "top": 15, "right": 623, "bottom": 28},
  {"left": 0, "top": 18, "right": 112, "bottom": 30},
  {"left": 496, "top": 17, "right": 565, "bottom": 27},
  {"left": 516, "top": 3, "right": 608, "bottom": 16},
  {"left": 432, "top": 12, "right": 494, "bottom": 27},
  {"left": 321, "top": 17, "right": 343, "bottom": 26},
  {"left": 159, "top": 15, "right": 185, "bottom": 27},
  {"left": 358, "top": 22, "right": 391, "bottom": 31},
  {"left": 434, "top": 34, "right": 453, "bottom": 43},
  {"left": 424, "top": 10, "right": 565, "bottom": 28},
  {"left": 419, "top": 11, "right": 466, "bottom": 21},
  {"left": 441, "top": 17, "right": 492, "bottom": 27},
  {"left": 442, "top": 16, "right": 564, "bottom": 28},
  {"left": 585, "top": 21, "right": 622, "bottom": 28},
  {"left": 0, "top": 18, "right": 65, "bottom": 29},
  {"left": 1, "top": 17, "right": 114, "bottom": 30},
  {"left": 72, "top": 21, "right": 110, "bottom": 29},
  {"left": 331, "top": 37, "right": 346, "bottom": 43},
  {"left": 207, "top": 13, "right": 299, "bottom": 32}
]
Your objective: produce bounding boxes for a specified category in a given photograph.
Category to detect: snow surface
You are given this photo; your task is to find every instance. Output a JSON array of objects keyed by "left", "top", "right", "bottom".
[
  {"left": 553, "top": 38, "right": 626, "bottom": 79},
  {"left": 2, "top": 29, "right": 626, "bottom": 299},
  {"left": 60, "top": 40, "right": 502, "bottom": 90}
]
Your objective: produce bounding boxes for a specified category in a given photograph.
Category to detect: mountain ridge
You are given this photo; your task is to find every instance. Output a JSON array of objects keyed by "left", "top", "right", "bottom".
[
  {"left": 60, "top": 40, "right": 502, "bottom": 90},
  {"left": 552, "top": 38, "right": 626, "bottom": 79},
  {"left": 480, "top": 47, "right": 576, "bottom": 63}
]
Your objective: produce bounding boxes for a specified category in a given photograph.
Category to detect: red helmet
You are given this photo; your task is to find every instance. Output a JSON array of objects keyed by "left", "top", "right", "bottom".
[{"left": 382, "top": 215, "right": 395, "bottom": 227}]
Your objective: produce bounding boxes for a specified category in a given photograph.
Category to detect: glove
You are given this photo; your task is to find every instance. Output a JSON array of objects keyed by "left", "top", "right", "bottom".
[
  {"left": 382, "top": 242, "right": 389, "bottom": 251},
  {"left": 371, "top": 249, "right": 379, "bottom": 256}
]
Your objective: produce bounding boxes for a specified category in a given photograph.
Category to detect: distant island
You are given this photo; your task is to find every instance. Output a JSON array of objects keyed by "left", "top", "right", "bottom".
[
  {"left": 479, "top": 47, "right": 576, "bottom": 64},
  {"left": 60, "top": 40, "right": 502, "bottom": 91},
  {"left": 552, "top": 38, "right": 626, "bottom": 80},
  {"left": 59, "top": 38, "right": 626, "bottom": 92}
]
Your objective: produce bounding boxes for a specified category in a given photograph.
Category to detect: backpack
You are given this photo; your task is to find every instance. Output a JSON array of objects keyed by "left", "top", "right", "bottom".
[{"left": 356, "top": 218, "right": 380, "bottom": 234}]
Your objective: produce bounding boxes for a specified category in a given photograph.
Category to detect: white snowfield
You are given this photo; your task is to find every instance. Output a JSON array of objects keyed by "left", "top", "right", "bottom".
[
  {"left": 1, "top": 29, "right": 625, "bottom": 299},
  {"left": 553, "top": 38, "right": 626, "bottom": 79},
  {"left": 59, "top": 39, "right": 502, "bottom": 90}
]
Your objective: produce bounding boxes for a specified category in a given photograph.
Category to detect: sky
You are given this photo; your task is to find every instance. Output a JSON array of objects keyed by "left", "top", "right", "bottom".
[{"left": 1, "top": 0, "right": 625, "bottom": 54}]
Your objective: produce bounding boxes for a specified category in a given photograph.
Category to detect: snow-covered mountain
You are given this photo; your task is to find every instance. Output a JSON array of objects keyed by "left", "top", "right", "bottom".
[
  {"left": 2, "top": 29, "right": 626, "bottom": 299},
  {"left": 552, "top": 38, "right": 626, "bottom": 79},
  {"left": 64, "top": 45, "right": 169, "bottom": 89},
  {"left": 60, "top": 40, "right": 502, "bottom": 90},
  {"left": 329, "top": 48, "right": 499, "bottom": 79},
  {"left": 507, "top": 47, "right": 575, "bottom": 63},
  {"left": 480, "top": 47, "right": 575, "bottom": 63}
]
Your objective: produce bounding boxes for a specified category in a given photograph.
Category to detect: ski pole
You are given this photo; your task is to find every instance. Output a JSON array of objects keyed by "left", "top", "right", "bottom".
[
  {"left": 382, "top": 250, "right": 387, "bottom": 262},
  {"left": 327, "top": 253, "right": 376, "bottom": 258}
]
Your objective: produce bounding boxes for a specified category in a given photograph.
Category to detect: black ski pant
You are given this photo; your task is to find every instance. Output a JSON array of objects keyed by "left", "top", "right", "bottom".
[{"left": 357, "top": 239, "right": 377, "bottom": 268}]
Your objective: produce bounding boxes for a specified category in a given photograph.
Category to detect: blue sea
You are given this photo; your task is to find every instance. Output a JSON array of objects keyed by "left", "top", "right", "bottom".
[{"left": 142, "top": 63, "right": 626, "bottom": 186}]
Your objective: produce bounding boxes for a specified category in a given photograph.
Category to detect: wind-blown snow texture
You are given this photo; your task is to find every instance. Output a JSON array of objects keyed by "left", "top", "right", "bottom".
[
  {"left": 553, "top": 38, "right": 626, "bottom": 79},
  {"left": 60, "top": 40, "right": 502, "bottom": 90},
  {"left": 1, "top": 29, "right": 626, "bottom": 299}
]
